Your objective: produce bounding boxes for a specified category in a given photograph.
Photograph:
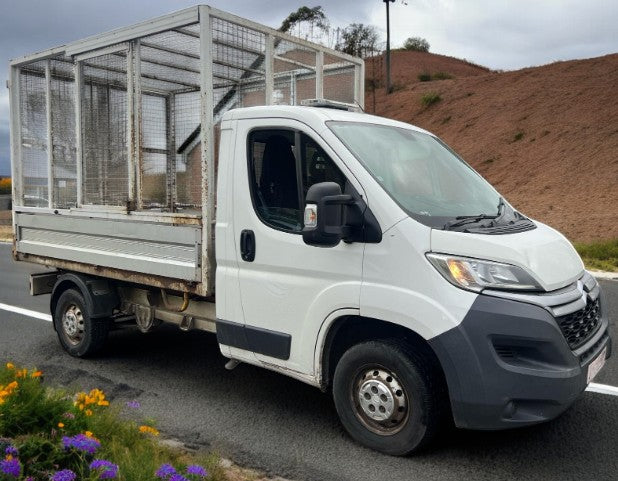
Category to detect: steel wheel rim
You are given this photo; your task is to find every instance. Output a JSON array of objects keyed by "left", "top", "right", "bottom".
[
  {"left": 350, "top": 365, "right": 409, "bottom": 435},
  {"left": 62, "top": 304, "right": 84, "bottom": 345}
]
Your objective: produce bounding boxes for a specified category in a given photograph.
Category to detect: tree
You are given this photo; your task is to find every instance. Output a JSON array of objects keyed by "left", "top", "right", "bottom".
[
  {"left": 336, "top": 23, "right": 380, "bottom": 58},
  {"left": 403, "top": 36, "right": 430, "bottom": 52},
  {"left": 279, "top": 6, "right": 329, "bottom": 44}
]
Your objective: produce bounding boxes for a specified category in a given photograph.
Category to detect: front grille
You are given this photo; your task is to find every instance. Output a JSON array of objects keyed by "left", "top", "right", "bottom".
[{"left": 556, "top": 298, "right": 601, "bottom": 350}]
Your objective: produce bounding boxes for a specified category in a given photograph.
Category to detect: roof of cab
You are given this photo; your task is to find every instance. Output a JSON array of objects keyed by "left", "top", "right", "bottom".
[{"left": 221, "top": 105, "right": 433, "bottom": 136}]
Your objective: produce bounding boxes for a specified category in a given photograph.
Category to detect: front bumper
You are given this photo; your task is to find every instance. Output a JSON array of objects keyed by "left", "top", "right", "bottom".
[{"left": 429, "top": 277, "right": 612, "bottom": 430}]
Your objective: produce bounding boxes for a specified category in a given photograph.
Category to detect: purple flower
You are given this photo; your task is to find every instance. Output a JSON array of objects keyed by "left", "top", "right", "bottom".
[
  {"left": 51, "top": 469, "right": 76, "bottom": 481},
  {"left": 126, "top": 400, "right": 141, "bottom": 409},
  {"left": 4, "top": 445, "right": 18, "bottom": 456},
  {"left": 169, "top": 475, "right": 189, "bottom": 481},
  {"left": 90, "top": 459, "right": 119, "bottom": 479},
  {"left": 0, "top": 458, "right": 21, "bottom": 477},
  {"left": 62, "top": 412, "right": 76, "bottom": 419},
  {"left": 62, "top": 434, "right": 101, "bottom": 455},
  {"left": 186, "top": 465, "right": 208, "bottom": 477},
  {"left": 155, "top": 463, "right": 177, "bottom": 479}
]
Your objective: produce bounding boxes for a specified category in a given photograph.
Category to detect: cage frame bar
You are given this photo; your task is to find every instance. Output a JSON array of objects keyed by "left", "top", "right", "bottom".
[
  {"left": 74, "top": 61, "right": 83, "bottom": 206},
  {"left": 44, "top": 60, "right": 54, "bottom": 208},
  {"left": 199, "top": 5, "right": 215, "bottom": 294}
]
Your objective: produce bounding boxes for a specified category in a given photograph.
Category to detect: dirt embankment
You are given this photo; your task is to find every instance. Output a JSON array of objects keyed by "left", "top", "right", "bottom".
[{"left": 365, "top": 51, "right": 618, "bottom": 242}]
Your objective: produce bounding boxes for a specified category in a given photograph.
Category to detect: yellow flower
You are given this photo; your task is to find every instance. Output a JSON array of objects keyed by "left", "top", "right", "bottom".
[
  {"left": 16, "top": 369, "right": 28, "bottom": 378},
  {"left": 85, "top": 409, "right": 93, "bottom": 417},
  {"left": 31, "top": 370, "right": 42, "bottom": 378},
  {"left": 85, "top": 431, "right": 94, "bottom": 438},
  {"left": 139, "top": 425, "right": 159, "bottom": 436},
  {"left": 6, "top": 362, "right": 14, "bottom": 370},
  {"left": 58, "top": 422, "right": 65, "bottom": 428}
]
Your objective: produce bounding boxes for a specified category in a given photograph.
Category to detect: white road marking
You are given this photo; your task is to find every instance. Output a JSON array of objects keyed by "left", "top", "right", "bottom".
[
  {"left": 0, "top": 302, "right": 52, "bottom": 322},
  {"left": 1, "top": 301, "right": 618, "bottom": 398},
  {"left": 586, "top": 383, "right": 618, "bottom": 396}
]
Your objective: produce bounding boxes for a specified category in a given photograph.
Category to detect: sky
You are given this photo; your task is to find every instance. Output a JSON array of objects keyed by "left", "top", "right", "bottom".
[{"left": 1, "top": 0, "right": 616, "bottom": 177}]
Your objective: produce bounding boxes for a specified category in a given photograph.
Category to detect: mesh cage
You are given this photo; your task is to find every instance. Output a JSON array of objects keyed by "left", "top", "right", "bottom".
[
  {"left": 11, "top": 7, "right": 362, "bottom": 215},
  {"left": 19, "top": 61, "right": 48, "bottom": 207},
  {"left": 50, "top": 58, "right": 77, "bottom": 208},
  {"left": 81, "top": 51, "right": 129, "bottom": 206}
]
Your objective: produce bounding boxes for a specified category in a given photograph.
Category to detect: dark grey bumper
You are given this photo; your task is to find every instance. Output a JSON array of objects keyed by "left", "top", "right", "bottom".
[{"left": 429, "top": 290, "right": 612, "bottom": 430}]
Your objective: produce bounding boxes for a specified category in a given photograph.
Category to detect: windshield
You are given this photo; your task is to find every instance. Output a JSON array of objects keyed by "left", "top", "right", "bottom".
[{"left": 328, "top": 121, "right": 502, "bottom": 228}]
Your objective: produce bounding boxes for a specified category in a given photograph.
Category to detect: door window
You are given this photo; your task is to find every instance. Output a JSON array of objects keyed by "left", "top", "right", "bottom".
[{"left": 248, "top": 129, "right": 346, "bottom": 233}]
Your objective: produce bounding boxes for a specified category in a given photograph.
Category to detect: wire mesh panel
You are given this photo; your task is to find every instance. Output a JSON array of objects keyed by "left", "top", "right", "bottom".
[
  {"left": 50, "top": 58, "right": 77, "bottom": 208},
  {"left": 81, "top": 52, "right": 129, "bottom": 206},
  {"left": 139, "top": 24, "right": 201, "bottom": 211},
  {"left": 323, "top": 57, "right": 356, "bottom": 104},
  {"left": 211, "top": 16, "right": 266, "bottom": 108},
  {"left": 141, "top": 93, "right": 168, "bottom": 207},
  {"left": 175, "top": 91, "right": 201, "bottom": 209},
  {"left": 19, "top": 61, "right": 48, "bottom": 207}
]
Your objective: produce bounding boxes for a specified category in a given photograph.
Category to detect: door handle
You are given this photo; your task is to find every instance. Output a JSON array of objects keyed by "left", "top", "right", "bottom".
[{"left": 240, "top": 229, "right": 256, "bottom": 262}]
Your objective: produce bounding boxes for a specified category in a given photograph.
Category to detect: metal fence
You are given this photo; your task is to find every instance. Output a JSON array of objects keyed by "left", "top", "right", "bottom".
[{"left": 9, "top": 5, "right": 364, "bottom": 294}]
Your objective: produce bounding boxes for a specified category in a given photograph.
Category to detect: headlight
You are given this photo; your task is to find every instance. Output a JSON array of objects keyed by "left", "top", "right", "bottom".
[{"left": 426, "top": 253, "right": 542, "bottom": 292}]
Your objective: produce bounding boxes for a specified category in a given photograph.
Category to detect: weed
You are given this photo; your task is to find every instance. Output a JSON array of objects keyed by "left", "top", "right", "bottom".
[
  {"left": 417, "top": 72, "right": 431, "bottom": 82},
  {"left": 432, "top": 72, "right": 453, "bottom": 80},
  {"left": 441, "top": 115, "right": 452, "bottom": 124},
  {"left": 421, "top": 92, "right": 441, "bottom": 107},
  {"left": 513, "top": 131, "right": 525, "bottom": 142}
]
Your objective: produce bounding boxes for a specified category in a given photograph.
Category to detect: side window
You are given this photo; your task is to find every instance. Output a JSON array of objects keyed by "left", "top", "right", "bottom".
[
  {"left": 248, "top": 129, "right": 347, "bottom": 233},
  {"left": 300, "top": 133, "right": 346, "bottom": 196}
]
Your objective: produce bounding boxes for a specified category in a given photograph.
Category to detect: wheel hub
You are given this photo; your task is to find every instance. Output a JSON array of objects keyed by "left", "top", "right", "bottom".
[
  {"left": 359, "top": 379, "right": 395, "bottom": 421},
  {"left": 62, "top": 304, "right": 84, "bottom": 344},
  {"left": 354, "top": 367, "right": 408, "bottom": 434}
]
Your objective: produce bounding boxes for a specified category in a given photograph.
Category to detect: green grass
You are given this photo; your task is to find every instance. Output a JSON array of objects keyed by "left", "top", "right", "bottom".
[
  {"left": 421, "top": 92, "right": 442, "bottom": 107},
  {"left": 0, "top": 362, "right": 226, "bottom": 481},
  {"left": 574, "top": 239, "right": 618, "bottom": 272},
  {"left": 432, "top": 72, "right": 453, "bottom": 80}
]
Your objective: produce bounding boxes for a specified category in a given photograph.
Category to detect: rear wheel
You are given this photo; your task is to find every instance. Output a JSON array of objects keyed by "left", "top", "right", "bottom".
[
  {"left": 53, "top": 289, "right": 109, "bottom": 357},
  {"left": 332, "top": 340, "right": 446, "bottom": 455}
]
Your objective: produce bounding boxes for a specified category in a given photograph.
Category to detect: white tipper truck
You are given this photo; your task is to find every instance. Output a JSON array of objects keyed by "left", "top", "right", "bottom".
[{"left": 9, "top": 6, "right": 611, "bottom": 455}]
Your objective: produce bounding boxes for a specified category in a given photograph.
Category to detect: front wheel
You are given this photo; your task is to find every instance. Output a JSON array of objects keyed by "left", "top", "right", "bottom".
[
  {"left": 53, "top": 288, "right": 109, "bottom": 357},
  {"left": 332, "top": 340, "right": 447, "bottom": 455}
]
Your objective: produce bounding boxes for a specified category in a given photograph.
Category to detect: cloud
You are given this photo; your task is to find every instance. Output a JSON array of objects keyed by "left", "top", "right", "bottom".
[{"left": 368, "top": 0, "right": 617, "bottom": 69}]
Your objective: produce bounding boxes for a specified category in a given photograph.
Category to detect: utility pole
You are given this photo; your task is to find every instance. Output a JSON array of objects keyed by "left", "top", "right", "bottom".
[{"left": 384, "top": 0, "right": 395, "bottom": 94}]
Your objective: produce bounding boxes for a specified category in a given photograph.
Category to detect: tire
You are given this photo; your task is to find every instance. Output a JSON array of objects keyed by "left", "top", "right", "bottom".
[
  {"left": 332, "top": 340, "right": 447, "bottom": 455},
  {"left": 53, "top": 288, "right": 109, "bottom": 357}
]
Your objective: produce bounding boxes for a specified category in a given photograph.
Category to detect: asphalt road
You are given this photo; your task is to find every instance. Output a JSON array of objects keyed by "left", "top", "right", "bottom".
[{"left": 1, "top": 243, "right": 617, "bottom": 481}]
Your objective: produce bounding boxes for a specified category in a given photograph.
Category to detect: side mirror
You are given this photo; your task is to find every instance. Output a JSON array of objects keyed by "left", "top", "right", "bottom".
[{"left": 302, "top": 182, "right": 352, "bottom": 247}]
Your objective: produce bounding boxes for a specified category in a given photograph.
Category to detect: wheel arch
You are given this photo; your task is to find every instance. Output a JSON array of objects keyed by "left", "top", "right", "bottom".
[
  {"left": 50, "top": 272, "right": 119, "bottom": 327},
  {"left": 318, "top": 315, "right": 447, "bottom": 392}
]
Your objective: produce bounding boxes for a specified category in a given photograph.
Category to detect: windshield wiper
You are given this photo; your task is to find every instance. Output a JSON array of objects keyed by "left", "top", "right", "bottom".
[
  {"left": 444, "top": 198, "right": 506, "bottom": 231},
  {"left": 444, "top": 214, "right": 498, "bottom": 230}
]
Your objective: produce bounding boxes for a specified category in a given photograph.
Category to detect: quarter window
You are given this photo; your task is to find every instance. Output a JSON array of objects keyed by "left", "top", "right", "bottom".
[{"left": 248, "top": 129, "right": 346, "bottom": 233}]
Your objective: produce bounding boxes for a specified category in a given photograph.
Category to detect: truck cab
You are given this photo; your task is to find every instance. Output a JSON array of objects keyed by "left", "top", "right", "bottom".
[{"left": 214, "top": 103, "right": 611, "bottom": 454}]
